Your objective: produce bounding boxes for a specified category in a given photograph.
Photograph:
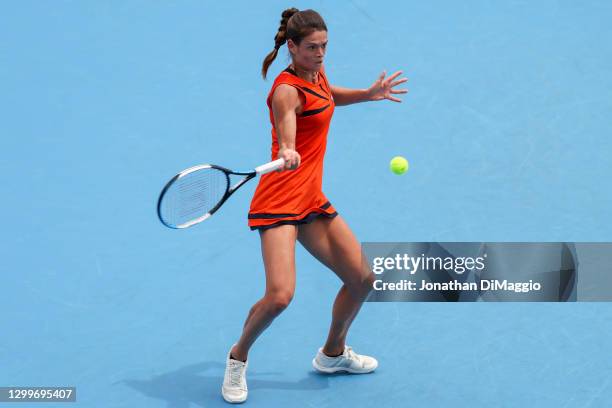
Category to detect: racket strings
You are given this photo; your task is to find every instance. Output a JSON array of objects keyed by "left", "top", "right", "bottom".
[{"left": 161, "top": 168, "right": 228, "bottom": 227}]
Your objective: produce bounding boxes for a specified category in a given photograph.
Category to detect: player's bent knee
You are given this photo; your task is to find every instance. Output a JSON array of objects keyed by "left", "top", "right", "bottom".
[
  {"left": 360, "top": 273, "right": 376, "bottom": 296},
  {"left": 265, "top": 292, "right": 294, "bottom": 314},
  {"left": 363, "top": 273, "right": 376, "bottom": 291},
  {"left": 346, "top": 273, "right": 376, "bottom": 299}
]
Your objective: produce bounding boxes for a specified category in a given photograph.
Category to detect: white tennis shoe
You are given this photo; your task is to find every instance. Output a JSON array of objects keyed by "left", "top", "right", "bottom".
[
  {"left": 221, "top": 345, "right": 248, "bottom": 403},
  {"left": 312, "top": 345, "right": 378, "bottom": 374}
]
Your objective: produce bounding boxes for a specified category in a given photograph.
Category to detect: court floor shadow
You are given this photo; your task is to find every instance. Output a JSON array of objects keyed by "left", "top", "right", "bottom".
[{"left": 120, "top": 361, "right": 330, "bottom": 407}]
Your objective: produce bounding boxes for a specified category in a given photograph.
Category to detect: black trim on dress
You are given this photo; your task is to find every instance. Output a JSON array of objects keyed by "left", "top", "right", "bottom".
[
  {"left": 249, "top": 201, "right": 332, "bottom": 219},
  {"left": 300, "top": 104, "right": 330, "bottom": 117},
  {"left": 250, "top": 211, "right": 338, "bottom": 231}
]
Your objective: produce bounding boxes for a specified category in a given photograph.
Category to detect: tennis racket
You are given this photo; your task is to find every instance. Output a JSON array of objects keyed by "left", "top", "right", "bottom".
[{"left": 157, "top": 158, "right": 285, "bottom": 229}]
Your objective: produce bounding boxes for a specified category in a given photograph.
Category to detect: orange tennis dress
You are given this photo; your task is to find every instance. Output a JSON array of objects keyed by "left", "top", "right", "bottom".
[{"left": 248, "top": 65, "right": 337, "bottom": 231}]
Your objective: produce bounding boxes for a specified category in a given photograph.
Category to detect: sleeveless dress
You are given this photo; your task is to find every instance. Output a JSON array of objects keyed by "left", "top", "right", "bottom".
[{"left": 248, "top": 65, "right": 338, "bottom": 231}]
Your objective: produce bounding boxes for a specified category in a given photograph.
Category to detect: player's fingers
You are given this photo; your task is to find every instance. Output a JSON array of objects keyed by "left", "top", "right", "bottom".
[
  {"left": 282, "top": 154, "right": 290, "bottom": 169},
  {"left": 285, "top": 157, "right": 294, "bottom": 170},
  {"left": 282, "top": 151, "right": 295, "bottom": 168},
  {"left": 390, "top": 89, "right": 408, "bottom": 94},
  {"left": 387, "top": 70, "right": 403, "bottom": 82},
  {"left": 390, "top": 78, "right": 408, "bottom": 87}
]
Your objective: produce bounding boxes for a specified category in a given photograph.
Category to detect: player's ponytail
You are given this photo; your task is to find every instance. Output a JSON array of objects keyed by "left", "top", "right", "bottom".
[
  {"left": 261, "top": 8, "right": 328, "bottom": 80},
  {"left": 261, "top": 8, "right": 299, "bottom": 79}
]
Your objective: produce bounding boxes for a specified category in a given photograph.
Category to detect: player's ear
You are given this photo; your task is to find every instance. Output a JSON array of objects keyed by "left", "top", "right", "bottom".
[{"left": 287, "top": 39, "right": 296, "bottom": 55}]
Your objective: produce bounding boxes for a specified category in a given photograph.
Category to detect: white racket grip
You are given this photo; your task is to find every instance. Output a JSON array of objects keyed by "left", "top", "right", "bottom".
[{"left": 255, "top": 158, "right": 285, "bottom": 175}]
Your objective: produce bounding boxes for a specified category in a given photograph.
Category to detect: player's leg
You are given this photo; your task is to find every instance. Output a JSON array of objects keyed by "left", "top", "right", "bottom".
[
  {"left": 297, "top": 215, "right": 375, "bottom": 356},
  {"left": 223, "top": 224, "right": 297, "bottom": 403},
  {"left": 231, "top": 224, "right": 298, "bottom": 361}
]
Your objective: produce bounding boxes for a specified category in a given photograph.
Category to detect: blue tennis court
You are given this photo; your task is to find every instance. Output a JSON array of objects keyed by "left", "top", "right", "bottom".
[{"left": 2, "top": 1, "right": 611, "bottom": 406}]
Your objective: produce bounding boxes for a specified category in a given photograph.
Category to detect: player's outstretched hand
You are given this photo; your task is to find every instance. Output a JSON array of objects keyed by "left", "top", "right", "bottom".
[{"left": 367, "top": 70, "right": 408, "bottom": 103}]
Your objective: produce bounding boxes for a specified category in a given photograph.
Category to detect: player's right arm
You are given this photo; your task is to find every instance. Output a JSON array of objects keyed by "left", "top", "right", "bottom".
[{"left": 271, "top": 84, "right": 302, "bottom": 171}]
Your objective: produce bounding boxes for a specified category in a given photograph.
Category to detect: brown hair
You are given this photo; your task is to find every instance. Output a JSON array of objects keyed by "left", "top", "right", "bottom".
[{"left": 261, "top": 8, "right": 328, "bottom": 79}]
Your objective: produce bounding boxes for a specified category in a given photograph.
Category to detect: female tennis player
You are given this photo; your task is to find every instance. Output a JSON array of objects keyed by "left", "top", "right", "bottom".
[{"left": 222, "top": 8, "right": 407, "bottom": 403}]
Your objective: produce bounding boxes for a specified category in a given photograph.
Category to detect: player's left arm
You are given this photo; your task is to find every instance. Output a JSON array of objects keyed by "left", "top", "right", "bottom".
[{"left": 330, "top": 70, "right": 408, "bottom": 106}]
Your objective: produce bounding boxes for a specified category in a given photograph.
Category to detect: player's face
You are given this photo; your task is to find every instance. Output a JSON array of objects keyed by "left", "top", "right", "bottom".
[{"left": 289, "top": 30, "right": 328, "bottom": 72}]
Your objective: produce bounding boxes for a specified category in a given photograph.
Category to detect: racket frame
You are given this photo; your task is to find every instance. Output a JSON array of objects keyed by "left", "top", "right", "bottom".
[{"left": 157, "top": 159, "right": 284, "bottom": 229}]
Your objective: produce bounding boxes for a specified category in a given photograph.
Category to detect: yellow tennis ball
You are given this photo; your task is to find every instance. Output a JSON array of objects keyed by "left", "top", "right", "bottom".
[{"left": 390, "top": 156, "right": 409, "bottom": 175}]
